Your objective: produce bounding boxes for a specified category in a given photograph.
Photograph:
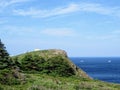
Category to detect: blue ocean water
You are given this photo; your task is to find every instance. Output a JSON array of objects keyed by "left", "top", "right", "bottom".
[{"left": 70, "top": 57, "right": 120, "bottom": 84}]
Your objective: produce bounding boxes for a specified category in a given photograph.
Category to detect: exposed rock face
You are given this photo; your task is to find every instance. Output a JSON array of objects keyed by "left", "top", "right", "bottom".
[{"left": 42, "top": 49, "right": 68, "bottom": 57}]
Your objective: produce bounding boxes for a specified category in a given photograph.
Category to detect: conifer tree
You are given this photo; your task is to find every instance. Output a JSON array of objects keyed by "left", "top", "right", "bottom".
[
  {"left": 0, "top": 39, "right": 24, "bottom": 85},
  {"left": 0, "top": 39, "right": 11, "bottom": 69}
]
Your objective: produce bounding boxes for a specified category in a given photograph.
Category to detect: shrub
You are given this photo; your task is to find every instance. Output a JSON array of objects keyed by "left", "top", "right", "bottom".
[
  {"left": 0, "top": 69, "right": 25, "bottom": 85},
  {"left": 0, "top": 39, "right": 13, "bottom": 69},
  {"left": 20, "top": 53, "right": 45, "bottom": 71},
  {"left": 41, "top": 56, "right": 75, "bottom": 76},
  {"left": 16, "top": 53, "right": 75, "bottom": 77}
]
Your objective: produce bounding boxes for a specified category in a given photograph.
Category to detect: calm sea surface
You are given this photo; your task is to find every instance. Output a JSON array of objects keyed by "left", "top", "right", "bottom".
[{"left": 70, "top": 57, "right": 120, "bottom": 84}]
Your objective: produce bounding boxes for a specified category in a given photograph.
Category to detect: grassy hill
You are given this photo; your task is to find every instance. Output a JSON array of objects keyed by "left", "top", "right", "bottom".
[
  {"left": 0, "top": 49, "right": 120, "bottom": 90},
  {"left": 1, "top": 73, "right": 120, "bottom": 90},
  {"left": 12, "top": 49, "right": 91, "bottom": 78}
]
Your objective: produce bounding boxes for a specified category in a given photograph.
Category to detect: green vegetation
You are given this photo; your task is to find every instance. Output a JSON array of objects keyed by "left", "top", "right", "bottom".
[
  {"left": 0, "top": 39, "right": 12, "bottom": 69},
  {"left": 0, "top": 74, "right": 120, "bottom": 90},
  {"left": 0, "top": 39, "right": 120, "bottom": 90},
  {"left": 13, "top": 49, "right": 90, "bottom": 78},
  {"left": 0, "top": 39, "right": 25, "bottom": 85},
  {"left": 13, "top": 53, "right": 76, "bottom": 77}
]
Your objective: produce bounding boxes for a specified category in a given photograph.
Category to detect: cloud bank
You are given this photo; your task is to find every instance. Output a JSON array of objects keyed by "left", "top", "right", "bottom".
[
  {"left": 13, "top": 2, "right": 120, "bottom": 18},
  {"left": 0, "top": 0, "right": 29, "bottom": 8},
  {"left": 0, "top": 26, "right": 77, "bottom": 37}
]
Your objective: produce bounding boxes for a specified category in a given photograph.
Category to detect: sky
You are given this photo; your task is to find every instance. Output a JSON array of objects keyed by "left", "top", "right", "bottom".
[{"left": 0, "top": 0, "right": 120, "bottom": 57}]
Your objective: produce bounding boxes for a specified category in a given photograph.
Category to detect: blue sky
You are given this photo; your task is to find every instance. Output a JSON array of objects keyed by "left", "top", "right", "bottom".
[{"left": 0, "top": 0, "right": 120, "bottom": 57}]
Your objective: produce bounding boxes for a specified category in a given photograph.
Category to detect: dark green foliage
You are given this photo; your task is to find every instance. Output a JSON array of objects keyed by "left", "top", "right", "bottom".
[
  {"left": 20, "top": 53, "right": 45, "bottom": 71},
  {"left": 0, "top": 39, "right": 12, "bottom": 69},
  {"left": 0, "top": 69, "right": 21, "bottom": 85},
  {"left": 0, "top": 39, "right": 24, "bottom": 85},
  {"left": 0, "top": 86, "right": 3, "bottom": 90},
  {"left": 13, "top": 56, "right": 21, "bottom": 68},
  {"left": 41, "top": 56, "right": 75, "bottom": 76},
  {"left": 15, "top": 53, "right": 75, "bottom": 77}
]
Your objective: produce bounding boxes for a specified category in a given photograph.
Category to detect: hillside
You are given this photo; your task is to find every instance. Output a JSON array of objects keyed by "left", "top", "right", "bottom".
[
  {"left": 0, "top": 49, "right": 120, "bottom": 90},
  {"left": 12, "top": 49, "right": 91, "bottom": 79}
]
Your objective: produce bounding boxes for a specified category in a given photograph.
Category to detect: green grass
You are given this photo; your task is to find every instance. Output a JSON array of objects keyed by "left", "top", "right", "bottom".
[
  {"left": 0, "top": 73, "right": 120, "bottom": 90},
  {"left": 1, "top": 49, "right": 119, "bottom": 90}
]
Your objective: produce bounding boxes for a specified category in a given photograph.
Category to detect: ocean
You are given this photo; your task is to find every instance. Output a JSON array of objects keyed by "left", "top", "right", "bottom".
[{"left": 70, "top": 57, "right": 120, "bottom": 84}]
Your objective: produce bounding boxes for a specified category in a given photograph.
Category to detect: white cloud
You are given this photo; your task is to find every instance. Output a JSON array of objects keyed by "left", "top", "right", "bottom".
[
  {"left": 41, "top": 28, "right": 77, "bottom": 37},
  {"left": 0, "top": 26, "right": 36, "bottom": 37},
  {"left": 79, "top": 3, "right": 113, "bottom": 15},
  {"left": 86, "top": 30, "right": 120, "bottom": 40},
  {"left": 0, "top": 0, "right": 30, "bottom": 14},
  {"left": 0, "top": 0, "right": 29, "bottom": 8},
  {"left": 0, "top": 26, "right": 77, "bottom": 37},
  {"left": 89, "top": 35, "right": 117, "bottom": 40},
  {"left": 13, "top": 2, "right": 120, "bottom": 18},
  {"left": 79, "top": 3, "right": 120, "bottom": 17},
  {"left": 13, "top": 3, "right": 79, "bottom": 18}
]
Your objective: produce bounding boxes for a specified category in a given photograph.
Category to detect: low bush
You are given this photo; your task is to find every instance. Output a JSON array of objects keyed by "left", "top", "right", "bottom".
[
  {"left": 0, "top": 69, "right": 25, "bottom": 85},
  {"left": 14, "top": 53, "right": 75, "bottom": 77}
]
